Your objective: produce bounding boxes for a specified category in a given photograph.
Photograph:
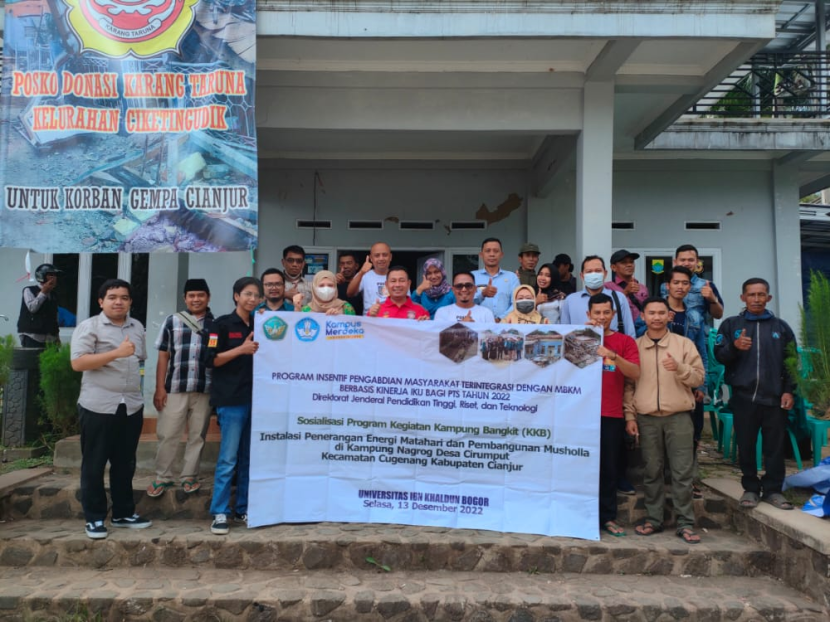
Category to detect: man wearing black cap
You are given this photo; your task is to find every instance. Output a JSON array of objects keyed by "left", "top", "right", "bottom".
[
  {"left": 552, "top": 254, "right": 577, "bottom": 296},
  {"left": 18, "top": 263, "right": 62, "bottom": 348},
  {"left": 606, "top": 249, "right": 649, "bottom": 337},
  {"left": 517, "top": 243, "right": 541, "bottom": 289},
  {"left": 147, "top": 278, "right": 214, "bottom": 498}
]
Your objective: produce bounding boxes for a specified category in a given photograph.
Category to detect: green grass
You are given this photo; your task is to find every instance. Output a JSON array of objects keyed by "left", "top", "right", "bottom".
[{"left": 0, "top": 446, "right": 52, "bottom": 476}]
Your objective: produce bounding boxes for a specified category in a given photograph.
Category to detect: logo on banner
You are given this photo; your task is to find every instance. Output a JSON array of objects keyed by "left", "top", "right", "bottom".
[
  {"left": 262, "top": 316, "right": 288, "bottom": 341},
  {"left": 295, "top": 318, "right": 320, "bottom": 342},
  {"left": 325, "top": 320, "right": 365, "bottom": 340},
  {"left": 63, "top": 0, "right": 200, "bottom": 58}
]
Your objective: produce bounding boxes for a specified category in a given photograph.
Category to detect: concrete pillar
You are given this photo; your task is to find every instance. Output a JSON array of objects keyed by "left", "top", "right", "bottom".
[
  {"left": 576, "top": 81, "right": 615, "bottom": 271},
  {"left": 143, "top": 253, "right": 189, "bottom": 414},
  {"left": 772, "top": 162, "right": 803, "bottom": 329}
]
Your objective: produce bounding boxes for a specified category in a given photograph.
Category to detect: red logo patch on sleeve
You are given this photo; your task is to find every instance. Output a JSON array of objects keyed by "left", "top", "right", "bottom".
[{"left": 229, "top": 332, "right": 243, "bottom": 339}]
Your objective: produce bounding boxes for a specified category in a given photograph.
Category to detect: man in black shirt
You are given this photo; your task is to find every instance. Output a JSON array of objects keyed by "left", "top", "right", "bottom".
[
  {"left": 336, "top": 252, "right": 364, "bottom": 316},
  {"left": 206, "top": 276, "right": 262, "bottom": 535}
]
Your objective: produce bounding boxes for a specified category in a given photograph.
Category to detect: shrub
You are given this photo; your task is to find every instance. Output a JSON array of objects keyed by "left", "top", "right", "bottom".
[
  {"left": 0, "top": 334, "right": 15, "bottom": 389},
  {"left": 787, "top": 270, "right": 830, "bottom": 419},
  {"left": 38, "top": 343, "right": 82, "bottom": 438}
]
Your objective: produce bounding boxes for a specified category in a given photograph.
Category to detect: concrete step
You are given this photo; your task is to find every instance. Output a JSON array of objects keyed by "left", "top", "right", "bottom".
[
  {"left": 0, "top": 518, "right": 772, "bottom": 577},
  {"left": 0, "top": 566, "right": 824, "bottom": 621},
  {"left": 53, "top": 432, "right": 221, "bottom": 474},
  {"left": 0, "top": 472, "right": 733, "bottom": 528}
]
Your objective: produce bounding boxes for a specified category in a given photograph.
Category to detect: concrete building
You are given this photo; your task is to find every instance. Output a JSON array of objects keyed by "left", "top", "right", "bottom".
[{"left": 1, "top": 1, "right": 829, "bottom": 413}]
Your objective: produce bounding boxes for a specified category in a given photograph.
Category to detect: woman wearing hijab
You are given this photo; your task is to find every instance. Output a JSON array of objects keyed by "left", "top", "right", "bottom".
[
  {"left": 535, "top": 263, "right": 567, "bottom": 324},
  {"left": 502, "top": 284, "right": 549, "bottom": 324},
  {"left": 293, "top": 271, "right": 356, "bottom": 315},
  {"left": 411, "top": 258, "right": 455, "bottom": 319}
]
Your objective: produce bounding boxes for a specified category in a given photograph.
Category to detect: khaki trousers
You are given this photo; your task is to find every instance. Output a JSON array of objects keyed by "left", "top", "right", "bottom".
[
  {"left": 637, "top": 411, "right": 696, "bottom": 530},
  {"left": 153, "top": 392, "right": 212, "bottom": 482}
]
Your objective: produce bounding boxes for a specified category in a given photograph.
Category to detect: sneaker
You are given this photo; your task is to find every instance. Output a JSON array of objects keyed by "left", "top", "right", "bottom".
[
  {"left": 111, "top": 514, "right": 152, "bottom": 529},
  {"left": 234, "top": 512, "right": 247, "bottom": 524},
  {"left": 85, "top": 520, "right": 108, "bottom": 540},
  {"left": 617, "top": 481, "right": 637, "bottom": 496},
  {"left": 211, "top": 514, "right": 230, "bottom": 535}
]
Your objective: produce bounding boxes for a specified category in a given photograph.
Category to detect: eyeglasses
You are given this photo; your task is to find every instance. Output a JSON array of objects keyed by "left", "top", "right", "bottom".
[
  {"left": 453, "top": 283, "right": 476, "bottom": 290},
  {"left": 263, "top": 282, "right": 284, "bottom": 289},
  {"left": 284, "top": 258, "right": 304, "bottom": 265}
]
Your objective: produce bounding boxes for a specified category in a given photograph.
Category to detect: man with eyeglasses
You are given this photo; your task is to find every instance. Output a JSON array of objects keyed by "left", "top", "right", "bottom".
[
  {"left": 256, "top": 269, "right": 294, "bottom": 312},
  {"left": 435, "top": 272, "right": 496, "bottom": 323},
  {"left": 282, "top": 245, "right": 312, "bottom": 307}
]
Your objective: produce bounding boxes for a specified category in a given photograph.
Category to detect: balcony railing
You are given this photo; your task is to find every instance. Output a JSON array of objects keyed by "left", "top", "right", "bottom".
[{"left": 687, "top": 52, "right": 830, "bottom": 119}]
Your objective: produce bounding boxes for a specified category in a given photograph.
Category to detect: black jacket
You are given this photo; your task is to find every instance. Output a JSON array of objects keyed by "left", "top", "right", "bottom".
[
  {"left": 205, "top": 311, "right": 253, "bottom": 407},
  {"left": 714, "top": 310, "right": 796, "bottom": 406},
  {"left": 17, "top": 286, "right": 59, "bottom": 336}
]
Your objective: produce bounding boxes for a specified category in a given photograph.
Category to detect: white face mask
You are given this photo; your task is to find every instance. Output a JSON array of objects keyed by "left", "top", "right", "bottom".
[
  {"left": 583, "top": 272, "right": 605, "bottom": 290},
  {"left": 315, "top": 285, "right": 336, "bottom": 302}
]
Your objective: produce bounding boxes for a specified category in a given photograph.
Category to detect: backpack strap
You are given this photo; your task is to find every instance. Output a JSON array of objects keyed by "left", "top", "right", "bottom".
[
  {"left": 609, "top": 290, "right": 626, "bottom": 334},
  {"left": 176, "top": 311, "right": 204, "bottom": 334}
]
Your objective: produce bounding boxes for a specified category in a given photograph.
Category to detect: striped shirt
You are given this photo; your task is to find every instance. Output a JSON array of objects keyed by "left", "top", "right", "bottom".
[{"left": 155, "top": 312, "right": 212, "bottom": 394}]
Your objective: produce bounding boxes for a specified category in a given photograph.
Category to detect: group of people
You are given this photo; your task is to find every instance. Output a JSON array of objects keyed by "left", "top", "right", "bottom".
[{"left": 19, "top": 238, "right": 798, "bottom": 541}]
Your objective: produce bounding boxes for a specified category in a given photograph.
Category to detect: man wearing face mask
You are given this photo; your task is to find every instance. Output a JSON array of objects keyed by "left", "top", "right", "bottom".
[{"left": 560, "top": 256, "right": 636, "bottom": 337}]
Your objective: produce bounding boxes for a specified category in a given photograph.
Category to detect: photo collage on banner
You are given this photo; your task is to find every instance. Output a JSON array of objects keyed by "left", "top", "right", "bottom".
[
  {"left": 0, "top": 0, "right": 258, "bottom": 252},
  {"left": 250, "top": 314, "right": 603, "bottom": 540}
]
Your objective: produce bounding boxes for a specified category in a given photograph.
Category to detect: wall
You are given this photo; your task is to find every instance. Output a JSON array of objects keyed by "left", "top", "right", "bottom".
[
  {"left": 254, "top": 165, "right": 532, "bottom": 272},
  {"left": 0, "top": 249, "right": 43, "bottom": 338},
  {"left": 525, "top": 160, "right": 784, "bottom": 321},
  {"left": 612, "top": 161, "right": 779, "bottom": 320}
]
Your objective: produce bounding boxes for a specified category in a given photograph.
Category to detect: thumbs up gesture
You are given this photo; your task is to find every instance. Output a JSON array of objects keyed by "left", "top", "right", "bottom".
[
  {"left": 482, "top": 277, "right": 497, "bottom": 298},
  {"left": 700, "top": 280, "right": 714, "bottom": 302},
  {"left": 734, "top": 328, "right": 753, "bottom": 351},
  {"left": 361, "top": 255, "right": 373, "bottom": 274},
  {"left": 368, "top": 299, "right": 381, "bottom": 317},
  {"left": 293, "top": 293, "right": 304, "bottom": 308},
  {"left": 461, "top": 309, "right": 474, "bottom": 323},
  {"left": 116, "top": 335, "right": 135, "bottom": 358},
  {"left": 662, "top": 351, "right": 678, "bottom": 372},
  {"left": 239, "top": 331, "right": 259, "bottom": 355}
]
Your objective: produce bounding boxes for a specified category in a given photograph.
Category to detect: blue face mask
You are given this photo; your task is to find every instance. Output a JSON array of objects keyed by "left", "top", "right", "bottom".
[{"left": 583, "top": 272, "right": 605, "bottom": 290}]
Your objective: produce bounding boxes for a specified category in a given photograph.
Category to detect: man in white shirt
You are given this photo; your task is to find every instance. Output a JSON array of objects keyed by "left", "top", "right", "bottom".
[
  {"left": 435, "top": 271, "right": 496, "bottom": 323},
  {"left": 347, "top": 242, "right": 393, "bottom": 315}
]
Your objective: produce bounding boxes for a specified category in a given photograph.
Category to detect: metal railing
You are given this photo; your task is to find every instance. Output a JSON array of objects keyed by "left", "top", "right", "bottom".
[{"left": 688, "top": 51, "right": 830, "bottom": 119}]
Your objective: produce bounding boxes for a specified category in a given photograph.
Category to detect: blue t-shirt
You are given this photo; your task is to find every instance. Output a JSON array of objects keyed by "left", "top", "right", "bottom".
[{"left": 411, "top": 289, "right": 455, "bottom": 320}]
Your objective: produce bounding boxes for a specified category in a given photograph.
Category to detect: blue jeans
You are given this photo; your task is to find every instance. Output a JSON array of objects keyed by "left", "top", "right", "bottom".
[{"left": 209, "top": 404, "right": 251, "bottom": 517}]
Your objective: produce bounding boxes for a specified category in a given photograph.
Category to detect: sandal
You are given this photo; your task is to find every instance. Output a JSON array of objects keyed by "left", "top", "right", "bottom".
[
  {"left": 146, "top": 480, "right": 173, "bottom": 498},
  {"left": 634, "top": 521, "right": 663, "bottom": 536},
  {"left": 692, "top": 485, "right": 704, "bottom": 500},
  {"left": 676, "top": 527, "right": 701, "bottom": 544},
  {"left": 739, "top": 491, "right": 760, "bottom": 509},
  {"left": 182, "top": 479, "right": 201, "bottom": 494},
  {"left": 762, "top": 493, "right": 794, "bottom": 511},
  {"left": 602, "top": 521, "right": 626, "bottom": 537}
]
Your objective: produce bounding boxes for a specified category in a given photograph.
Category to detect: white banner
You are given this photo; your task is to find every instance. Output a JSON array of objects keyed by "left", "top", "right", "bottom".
[{"left": 249, "top": 312, "right": 602, "bottom": 540}]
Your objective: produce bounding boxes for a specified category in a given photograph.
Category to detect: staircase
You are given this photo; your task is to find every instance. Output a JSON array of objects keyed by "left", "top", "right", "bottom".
[{"left": 0, "top": 473, "right": 827, "bottom": 620}]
